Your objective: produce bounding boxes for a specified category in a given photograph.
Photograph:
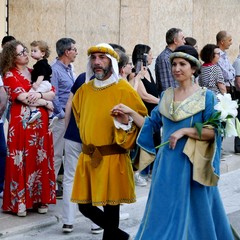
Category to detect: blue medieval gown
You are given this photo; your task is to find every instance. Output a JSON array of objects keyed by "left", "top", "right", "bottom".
[{"left": 135, "top": 87, "right": 235, "bottom": 240}]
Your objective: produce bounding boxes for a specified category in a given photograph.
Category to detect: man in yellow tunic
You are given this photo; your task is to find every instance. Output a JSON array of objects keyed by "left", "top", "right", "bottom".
[{"left": 71, "top": 43, "right": 147, "bottom": 240}]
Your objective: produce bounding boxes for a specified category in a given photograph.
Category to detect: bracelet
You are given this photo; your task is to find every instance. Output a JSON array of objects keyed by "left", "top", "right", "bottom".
[
  {"left": 46, "top": 101, "right": 48, "bottom": 106},
  {"left": 39, "top": 92, "right": 43, "bottom": 98}
]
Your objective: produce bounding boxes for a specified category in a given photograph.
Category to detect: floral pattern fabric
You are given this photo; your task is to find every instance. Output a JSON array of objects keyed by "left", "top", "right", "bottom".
[{"left": 2, "top": 68, "right": 56, "bottom": 214}]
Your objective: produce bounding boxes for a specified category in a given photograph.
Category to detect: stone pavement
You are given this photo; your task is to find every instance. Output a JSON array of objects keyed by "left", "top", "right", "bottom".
[{"left": 0, "top": 137, "right": 240, "bottom": 239}]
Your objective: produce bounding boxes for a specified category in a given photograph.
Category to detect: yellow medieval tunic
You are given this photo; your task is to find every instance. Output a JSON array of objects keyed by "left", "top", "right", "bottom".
[{"left": 71, "top": 79, "right": 147, "bottom": 206}]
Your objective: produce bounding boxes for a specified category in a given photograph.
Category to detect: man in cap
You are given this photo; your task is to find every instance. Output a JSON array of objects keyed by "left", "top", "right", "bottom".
[{"left": 71, "top": 43, "right": 147, "bottom": 240}]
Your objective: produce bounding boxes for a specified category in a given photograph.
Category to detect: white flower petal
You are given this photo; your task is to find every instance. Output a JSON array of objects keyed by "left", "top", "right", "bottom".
[
  {"left": 225, "top": 119, "right": 238, "bottom": 137},
  {"left": 214, "top": 93, "right": 238, "bottom": 119}
]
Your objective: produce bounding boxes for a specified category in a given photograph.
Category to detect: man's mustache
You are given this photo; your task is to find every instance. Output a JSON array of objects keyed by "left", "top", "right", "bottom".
[{"left": 93, "top": 66, "right": 104, "bottom": 71}]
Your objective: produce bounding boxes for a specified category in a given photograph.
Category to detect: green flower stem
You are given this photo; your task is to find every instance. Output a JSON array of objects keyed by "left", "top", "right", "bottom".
[{"left": 155, "top": 140, "right": 170, "bottom": 149}]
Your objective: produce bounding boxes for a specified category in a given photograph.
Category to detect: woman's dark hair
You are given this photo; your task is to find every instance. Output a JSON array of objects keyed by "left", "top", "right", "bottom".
[
  {"left": 1, "top": 35, "right": 15, "bottom": 46},
  {"left": 132, "top": 44, "right": 151, "bottom": 66},
  {"left": 109, "top": 43, "right": 126, "bottom": 53},
  {"left": 185, "top": 37, "right": 197, "bottom": 47},
  {"left": 200, "top": 44, "right": 218, "bottom": 63},
  {"left": 115, "top": 49, "right": 129, "bottom": 70}
]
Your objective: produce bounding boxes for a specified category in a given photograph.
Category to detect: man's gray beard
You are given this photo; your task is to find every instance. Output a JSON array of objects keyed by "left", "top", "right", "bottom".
[
  {"left": 95, "top": 72, "right": 105, "bottom": 80},
  {"left": 94, "top": 66, "right": 112, "bottom": 80}
]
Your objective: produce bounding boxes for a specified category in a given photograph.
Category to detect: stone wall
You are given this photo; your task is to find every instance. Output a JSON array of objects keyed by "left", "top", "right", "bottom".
[
  {"left": 0, "top": 0, "right": 6, "bottom": 38},
  {"left": 6, "top": 0, "right": 240, "bottom": 75}
]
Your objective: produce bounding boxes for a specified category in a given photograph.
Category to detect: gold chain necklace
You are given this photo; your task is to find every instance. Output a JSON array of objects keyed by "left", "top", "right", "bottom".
[{"left": 91, "top": 81, "right": 116, "bottom": 91}]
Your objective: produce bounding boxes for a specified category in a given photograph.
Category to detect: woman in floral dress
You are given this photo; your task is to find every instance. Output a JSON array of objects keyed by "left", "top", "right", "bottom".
[{"left": 0, "top": 40, "right": 56, "bottom": 216}]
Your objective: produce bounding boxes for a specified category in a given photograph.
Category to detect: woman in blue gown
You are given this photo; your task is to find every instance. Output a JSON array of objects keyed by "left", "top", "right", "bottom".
[{"left": 111, "top": 45, "right": 237, "bottom": 240}]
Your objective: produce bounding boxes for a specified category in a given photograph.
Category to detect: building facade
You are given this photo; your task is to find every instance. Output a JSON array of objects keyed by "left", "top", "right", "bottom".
[{"left": 1, "top": 0, "right": 240, "bottom": 75}]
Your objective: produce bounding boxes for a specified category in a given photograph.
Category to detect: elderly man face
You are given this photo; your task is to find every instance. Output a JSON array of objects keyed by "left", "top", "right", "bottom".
[
  {"left": 221, "top": 34, "right": 233, "bottom": 50},
  {"left": 175, "top": 31, "right": 186, "bottom": 47},
  {"left": 90, "top": 52, "right": 112, "bottom": 80}
]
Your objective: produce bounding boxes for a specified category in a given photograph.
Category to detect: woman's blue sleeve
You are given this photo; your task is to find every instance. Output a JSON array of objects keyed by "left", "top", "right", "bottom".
[{"left": 137, "top": 104, "right": 162, "bottom": 155}]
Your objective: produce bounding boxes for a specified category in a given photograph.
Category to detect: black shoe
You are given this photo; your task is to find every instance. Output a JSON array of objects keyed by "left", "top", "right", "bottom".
[
  {"left": 62, "top": 224, "right": 73, "bottom": 233},
  {"left": 56, "top": 189, "right": 63, "bottom": 199}
]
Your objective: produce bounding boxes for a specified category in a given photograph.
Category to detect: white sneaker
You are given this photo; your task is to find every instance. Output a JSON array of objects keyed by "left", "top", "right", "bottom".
[
  {"left": 148, "top": 173, "right": 152, "bottom": 181},
  {"left": 28, "top": 111, "right": 41, "bottom": 123},
  {"left": 91, "top": 223, "right": 103, "bottom": 234},
  {"left": 49, "top": 116, "right": 58, "bottom": 129},
  {"left": 134, "top": 172, "right": 147, "bottom": 187},
  {"left": 120, "top": 212, "right": 129, "bottom": 220},
  {"left": 140, "top": 174, "right": 152, "bottom": 182}
]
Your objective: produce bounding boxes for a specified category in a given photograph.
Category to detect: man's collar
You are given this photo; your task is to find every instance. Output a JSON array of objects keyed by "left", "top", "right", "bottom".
[
  {"left": 94, "top": 74, "right": 117, "bottom": 88},
  {"left": 57, "top": 59, "right": 72, "bottom": 69}
]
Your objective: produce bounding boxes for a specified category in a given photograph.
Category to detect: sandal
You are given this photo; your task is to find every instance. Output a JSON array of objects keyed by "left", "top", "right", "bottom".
[{"left": 38, "top": 204, "right": 48, "bottom": 214}]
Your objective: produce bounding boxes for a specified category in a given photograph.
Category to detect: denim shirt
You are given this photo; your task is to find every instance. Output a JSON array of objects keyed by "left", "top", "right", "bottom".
[{"left": 51, "top": 60, "right": 75, "bottom": 118}]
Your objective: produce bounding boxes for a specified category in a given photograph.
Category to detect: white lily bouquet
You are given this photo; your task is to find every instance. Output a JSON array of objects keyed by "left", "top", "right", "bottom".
[{"left": 195, "top": 93, "right": 240, "bottom": 139}]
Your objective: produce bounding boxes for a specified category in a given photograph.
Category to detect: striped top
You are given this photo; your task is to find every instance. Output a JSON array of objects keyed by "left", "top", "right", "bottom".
[{"left": 198, "top": 63, "right": 225, "bottom": 95}]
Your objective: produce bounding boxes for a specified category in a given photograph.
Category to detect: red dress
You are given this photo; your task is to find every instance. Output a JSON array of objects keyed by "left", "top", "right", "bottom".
[{"left": 2, "top": 68, "right": 56, "bottom": 214}]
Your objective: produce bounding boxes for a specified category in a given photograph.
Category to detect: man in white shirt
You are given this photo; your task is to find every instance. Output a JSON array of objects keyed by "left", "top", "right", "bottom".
[{"left": 216, "top": 31, "right": 236, "bottom": 92}]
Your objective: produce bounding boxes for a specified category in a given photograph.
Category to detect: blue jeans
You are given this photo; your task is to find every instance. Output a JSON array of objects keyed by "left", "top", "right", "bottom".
[{"left": 0, "top": 122, "right": 7, "bottom": 193}]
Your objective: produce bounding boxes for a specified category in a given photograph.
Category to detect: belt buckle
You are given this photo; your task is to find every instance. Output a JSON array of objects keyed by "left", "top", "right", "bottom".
[{"left": 88, "top": 144, "right": 95, "bottom": 155}]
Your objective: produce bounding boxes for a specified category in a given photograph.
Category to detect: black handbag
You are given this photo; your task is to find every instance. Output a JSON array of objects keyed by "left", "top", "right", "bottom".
[{"left": 227, "top": 80, "right": 237, "bottom": 100}]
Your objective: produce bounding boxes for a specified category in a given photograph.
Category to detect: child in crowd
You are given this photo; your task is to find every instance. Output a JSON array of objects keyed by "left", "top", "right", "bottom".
[{"left": 29, "top": 40, "right": 57, "bottom": 126}]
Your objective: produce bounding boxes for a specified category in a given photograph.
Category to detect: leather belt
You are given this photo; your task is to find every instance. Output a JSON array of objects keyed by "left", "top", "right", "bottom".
[{"left": 82, "top": 143, "right": 127, "bottom": 168}]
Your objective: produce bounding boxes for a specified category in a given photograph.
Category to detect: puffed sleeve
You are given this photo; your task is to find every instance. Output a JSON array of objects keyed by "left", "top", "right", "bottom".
[{"left": 3, "top": 71, "right": 28, "bottom": 101}]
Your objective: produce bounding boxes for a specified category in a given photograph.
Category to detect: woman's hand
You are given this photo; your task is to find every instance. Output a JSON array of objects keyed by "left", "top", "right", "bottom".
[
  {"left": 135, "top": 65, "right": 147, "bottom": 80},
  {"left": 111, "top": 103, "right": 145, "bottom": 128},
  {"left": 169, "top": 129, "right": 185, "bottom": 150},
  {"left": 111, "top": 103, "right": 134, "bottom": 115},
  {"left": 26, "top": 92, "right": 40, "bottom": 104},
  {"left": 111, "top": 104, "right": 133, "bottom": 125}
]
